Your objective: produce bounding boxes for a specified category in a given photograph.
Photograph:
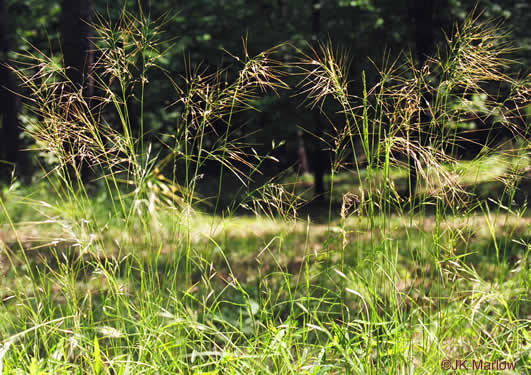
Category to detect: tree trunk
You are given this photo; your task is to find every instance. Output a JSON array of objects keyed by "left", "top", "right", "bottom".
[
  {"left": 297, "top": 129, "right": 310, "bottom": 174},
  {"left": 278, "top": 0, "right": 288, "bottom": 18},
  {"left": 407, "top": 0, "right": 435, "bottom": 200},
  {"left": 61, "top": 0, "right": 93, "bottom": 95},
  {"left": 60, "top": 0, "right": 94, "bottom": 180},
  {"left": 311, "top": 0, "right": 326, "bottom": 198},
  {"left": 0, "top": 0, "right": 22, "bottom": 181},
  {"left": 410, "top": 0, "right": 435, "bottom": 65}
]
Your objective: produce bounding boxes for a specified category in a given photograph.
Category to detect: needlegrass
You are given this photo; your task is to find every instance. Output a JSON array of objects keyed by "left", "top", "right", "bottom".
[{"left": 1, "top": 9, "right": 529, "bottom": 374}]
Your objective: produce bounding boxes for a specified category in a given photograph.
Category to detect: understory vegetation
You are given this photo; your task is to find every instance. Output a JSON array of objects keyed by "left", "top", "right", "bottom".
[{"left": 0, "top": 9, "right": 529, "bottom": 374}]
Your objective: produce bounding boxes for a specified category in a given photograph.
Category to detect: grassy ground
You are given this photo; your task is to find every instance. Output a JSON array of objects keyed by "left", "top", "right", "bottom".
[{"left": 0, "top": 159, "right": 529, "bottom": 374}]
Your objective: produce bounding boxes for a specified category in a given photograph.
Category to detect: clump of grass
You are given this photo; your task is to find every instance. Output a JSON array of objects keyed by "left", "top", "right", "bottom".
[{"left": 0, "top": 8, "right": 529, "bottom": 375}]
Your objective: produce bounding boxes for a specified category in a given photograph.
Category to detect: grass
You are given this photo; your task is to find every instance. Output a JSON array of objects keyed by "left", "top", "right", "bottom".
[
  {"left": 1, "top": 8, "right": 530, "bottom": 374},
  {"left": 0, "top": 184, "right": 529, "bottom": 374}
]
